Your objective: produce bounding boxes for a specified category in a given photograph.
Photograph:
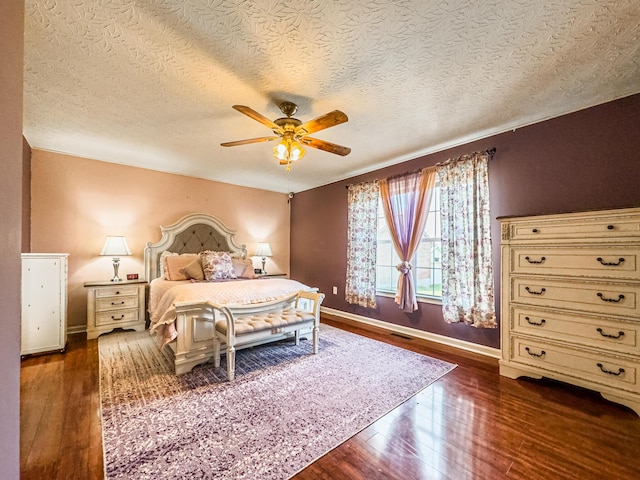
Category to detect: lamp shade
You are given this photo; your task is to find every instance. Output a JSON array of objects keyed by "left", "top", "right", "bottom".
[
  {"left": 253, "top": 242, "right": 272, "bottom": 257},
  {"left": 100, "top": 236, "right": 132, "bottom": 256}
]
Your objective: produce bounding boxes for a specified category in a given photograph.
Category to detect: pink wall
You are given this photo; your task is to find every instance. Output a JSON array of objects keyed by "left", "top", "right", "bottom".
[
  {"left": 31, "top": 150, "right": 291, "bottom": 331},
  {"left": 0, "top": 0, "right": 23, "bottom": 476}
]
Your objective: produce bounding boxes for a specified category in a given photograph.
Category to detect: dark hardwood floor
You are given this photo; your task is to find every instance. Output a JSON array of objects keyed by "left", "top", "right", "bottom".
[{"left": 21, "top": 318, "right": 640, "bottom": 479}]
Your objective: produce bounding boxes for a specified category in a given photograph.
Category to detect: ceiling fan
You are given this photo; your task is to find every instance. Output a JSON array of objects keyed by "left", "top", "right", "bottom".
[{"left": 221, "top": 102, "right": 351, "bottom": 171}]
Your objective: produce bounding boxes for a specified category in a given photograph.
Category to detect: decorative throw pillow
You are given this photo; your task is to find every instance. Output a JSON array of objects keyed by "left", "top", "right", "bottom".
[
  {"left": 240, "top": 264, "right": 257, "bottom": 279},
  {"left": 164, "top": 254, "right": 200, "bottom": 281},
  {"left": 180, "top": 259, "right": 205, "bottom": 281},
  {"left": 200, "top": 251, "right": 236, "bottom": 281},
  {"left": 231, "top": 257, "right": 254, "bottom": 278},
  {"left": 159, "top": 251, "right": 178, "bottom": 279}
]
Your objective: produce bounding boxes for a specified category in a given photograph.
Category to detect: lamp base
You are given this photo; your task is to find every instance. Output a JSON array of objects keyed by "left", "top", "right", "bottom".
[
  {"left": 111, "top": 258, "right": 122, "bottom": 282},
  {"left": 261, "top": 257, "right": 267, "bottom": 275}
]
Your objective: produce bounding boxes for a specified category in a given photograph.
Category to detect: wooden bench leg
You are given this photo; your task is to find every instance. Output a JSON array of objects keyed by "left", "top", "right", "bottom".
[
  {"left": 213, "top": 339, "right": 221, "bottom": 368},
  {"left": 227, "top": 345, "right": 236, "bottom": 381},
  {"left": 313, "top": 324, "right": 319, "bottom": 354}
]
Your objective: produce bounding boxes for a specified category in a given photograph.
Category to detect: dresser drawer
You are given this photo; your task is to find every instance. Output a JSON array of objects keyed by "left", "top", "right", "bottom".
[
  {"left": 510, "top": 336, "right": 639, "bottom": 394},
  {"left": 510, "top": 246, "right": 640, "bottom": 280},
  {"left": 506, "top": 212, "right": 640, "bottom": 243},
  {"left": 95, "top": 285, "right": 140, "bottom": 298},
  {"left": 511, "top": 277, "right": 640, "bottom": 317},
  {"left": 510, "top": 306, "right": 640, "bottom": 355},
  {"left": 96, "top": 295, "right": 139, "bottom": 312},
  {"left": 96, "top": 309, "right": 140, "bottom": 327}
]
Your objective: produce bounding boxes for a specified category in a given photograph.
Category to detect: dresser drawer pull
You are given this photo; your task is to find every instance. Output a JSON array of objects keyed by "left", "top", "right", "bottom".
[
  {"left": 111, "top": 301, "right": 126, "bottom": 306},
  {"left": 525, "top": 287, "right": 546, "bottom": 295},
  {"left": 597, "top": 293, "right": 625, "bottom": 303},
  {"left": 525, "top": 347, "right": 545, "bottom": 358},
  {"left": 525, "top": 256, "right": 546, "bottom": 264},
  {"left": 607, "top": 225, "right": 615, "bottom": 230},
  {"left": 596, "top": 328, "right": 625, "bottom": 339},
  {"left": 525, "top": 316, "right": 546, "bottom": 326},
  {"left": 111, "top": 315, "right": 125, "bottom": 320},
  {"left": 532, "top": 228, "right": 539, "bottom": 233},
  {"left": 597, "top": 363, "right": 625, "bottom": 376},
  {"left": 596, "top": 257, "right": 625, "bottom": 266}
]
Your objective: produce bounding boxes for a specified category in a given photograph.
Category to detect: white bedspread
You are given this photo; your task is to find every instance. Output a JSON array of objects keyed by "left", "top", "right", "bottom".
[{"left": 148, "top": 278, "right": 313, "bottom": 345}]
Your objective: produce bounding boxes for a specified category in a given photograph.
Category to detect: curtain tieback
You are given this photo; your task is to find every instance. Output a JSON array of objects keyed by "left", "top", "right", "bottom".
[{"left": 396, "top": 261, "right": 411, "bottom": 275}]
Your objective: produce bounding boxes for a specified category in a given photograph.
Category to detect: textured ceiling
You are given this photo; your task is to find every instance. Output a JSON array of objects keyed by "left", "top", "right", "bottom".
[{"left": 23, "top": 0, "right": 640, "bottom": 193}]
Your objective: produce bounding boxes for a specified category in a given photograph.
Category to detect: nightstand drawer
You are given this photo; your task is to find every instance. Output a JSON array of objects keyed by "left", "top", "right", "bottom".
[
  {"left": 96, "top": 296, "right": 139, "bottom": 312},
  {"left": 95, "top": 285, "right": 139, "bottom": 298},
  {"left": 96, "top": 309, "right": 139, "bottom": 327}
]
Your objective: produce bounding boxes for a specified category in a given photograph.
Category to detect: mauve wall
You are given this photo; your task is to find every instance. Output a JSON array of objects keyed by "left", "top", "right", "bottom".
[
  {"left": 0, "top": 0, "right": 23, "bottom": 476},
  {"left": 31, "top": 150, "right": 290, "bottom": 331},
  {"left": 290, "top": 94, "right": 640, "bottom": 349}
]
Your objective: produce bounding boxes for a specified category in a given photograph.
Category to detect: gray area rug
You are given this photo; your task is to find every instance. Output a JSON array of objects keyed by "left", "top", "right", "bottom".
[{"left": 99, "top": 324, "right": 456, "bottom": 479}]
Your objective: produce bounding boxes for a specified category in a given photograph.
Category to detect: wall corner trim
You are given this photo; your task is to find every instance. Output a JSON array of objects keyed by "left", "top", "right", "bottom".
[{"left": 321, "top": 306, "right": 501, "bottom": 359}]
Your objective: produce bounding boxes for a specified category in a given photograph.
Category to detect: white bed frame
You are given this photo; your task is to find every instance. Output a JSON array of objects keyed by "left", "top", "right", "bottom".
[{"left": 144, "top": 213, "right": 306, "bottom": 375}]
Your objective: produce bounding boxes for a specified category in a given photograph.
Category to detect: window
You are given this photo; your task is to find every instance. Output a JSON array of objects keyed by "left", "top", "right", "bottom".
[{"left": 376, "top": 187, "right": 442, "bottom": 299}]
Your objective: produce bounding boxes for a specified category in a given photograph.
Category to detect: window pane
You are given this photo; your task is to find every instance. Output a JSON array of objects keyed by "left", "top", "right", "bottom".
[
  {"left": 377, "top": 241, "right": 393, "bottom": 266},
  {"left": 376, "top": 265, "right": 395, "bottom": 291}
]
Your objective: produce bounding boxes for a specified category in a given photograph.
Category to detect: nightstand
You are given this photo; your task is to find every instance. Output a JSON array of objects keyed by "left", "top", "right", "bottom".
[
  {"left": 257, "top": 273, "right": 288, "bottom": 278},
  {"left": 84, "top": 280, "right": 147, "bottom": 339}
]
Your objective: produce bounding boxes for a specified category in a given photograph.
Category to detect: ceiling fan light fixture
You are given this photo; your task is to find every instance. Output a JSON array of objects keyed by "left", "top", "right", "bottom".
[{"left": 273, "top": 137, "right": 305, "bottom": 165}]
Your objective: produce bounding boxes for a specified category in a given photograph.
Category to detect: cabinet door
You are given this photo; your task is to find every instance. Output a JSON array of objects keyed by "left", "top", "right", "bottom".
[{"left": 21, "top": 258, "right": 64, "bottom": 353}]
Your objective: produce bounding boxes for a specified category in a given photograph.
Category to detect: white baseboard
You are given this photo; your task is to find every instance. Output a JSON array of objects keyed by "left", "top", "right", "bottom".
[
  {"left": 67, "top": 325, "right": 86, "bottom": 335},
  {"left": 321, "top": 306, "right": 501, "bottom": 359}
]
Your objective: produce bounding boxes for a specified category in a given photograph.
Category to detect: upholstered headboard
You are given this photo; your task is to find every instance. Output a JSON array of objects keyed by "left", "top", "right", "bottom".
[{"left": 144, "top": 213, "right": 247, "bottom": 281}]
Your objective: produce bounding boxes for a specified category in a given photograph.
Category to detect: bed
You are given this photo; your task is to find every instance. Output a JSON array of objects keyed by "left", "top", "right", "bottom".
[{"left": 144, "top": 213, "right": 315, "bottom": 374}]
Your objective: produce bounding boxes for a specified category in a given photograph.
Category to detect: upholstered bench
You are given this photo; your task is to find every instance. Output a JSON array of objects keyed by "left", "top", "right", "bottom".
[{"left": 207, "top": 290, "right": 325, "bottom": 380}]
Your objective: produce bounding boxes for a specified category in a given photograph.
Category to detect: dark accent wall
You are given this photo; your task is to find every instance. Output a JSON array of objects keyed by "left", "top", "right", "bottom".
[
  {"left": 0, "top": 0, "right": 24, "bottom": 476},
  {"left": 291, "top": 94, "right": 640, "bottom": 349}
]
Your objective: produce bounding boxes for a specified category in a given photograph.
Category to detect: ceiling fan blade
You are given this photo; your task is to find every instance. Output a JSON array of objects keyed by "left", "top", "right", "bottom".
[
  {"left": 232, "top": 105, "right": 282, "bottom": 132},
  {"left": 221, "top": 136, "right": 278, "bottom": 147},
  {"left": 300, "top": 137, "right": 351, "bottom": 156},
  {"left": 295, "top": 110, "right": 348, "bottom": 136}
]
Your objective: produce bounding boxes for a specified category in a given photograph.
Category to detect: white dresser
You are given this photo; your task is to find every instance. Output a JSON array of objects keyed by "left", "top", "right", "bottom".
[
  {"left": 21, "top": 253, "right": 69, "bottom": 356},
  {"left": 499, "top": 207, "right": 640, "bottom": 416}
]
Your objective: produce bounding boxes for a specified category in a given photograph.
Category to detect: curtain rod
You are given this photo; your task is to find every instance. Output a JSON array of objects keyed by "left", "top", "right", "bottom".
[{"left": 345, "top": 148, "right": 496, "bottom": 189}]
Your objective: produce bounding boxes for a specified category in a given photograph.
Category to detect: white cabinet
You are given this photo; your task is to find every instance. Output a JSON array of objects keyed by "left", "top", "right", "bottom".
[
  {"left": 21, "top": 253, "right": 69, "bottom": 356},
  {"left": 499, "top": 207, "right": 640, "bottom": 416}
]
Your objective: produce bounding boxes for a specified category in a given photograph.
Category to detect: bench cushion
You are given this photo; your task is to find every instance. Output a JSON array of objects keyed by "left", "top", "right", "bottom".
[{"left": 215, "top": 308, "right": 315, "bottom": 336}]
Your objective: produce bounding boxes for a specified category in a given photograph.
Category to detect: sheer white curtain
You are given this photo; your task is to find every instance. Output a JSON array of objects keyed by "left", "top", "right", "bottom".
[
  {"left": 379, "top": 168, "right": 436, "bottom": 312},
  {"left": 437, "top": 151, "right": 496, "bottom": 328},
  {"left": 345, "top": 180, "right": 379, "bottom": 308}
]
